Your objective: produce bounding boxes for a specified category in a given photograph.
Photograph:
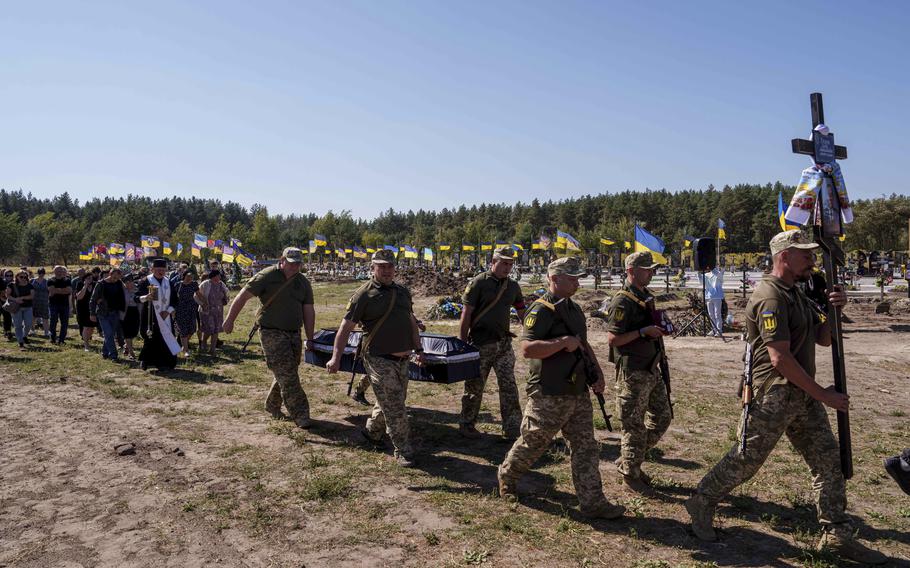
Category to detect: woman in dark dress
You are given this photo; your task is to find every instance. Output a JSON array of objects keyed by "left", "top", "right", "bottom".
[
  {"left": 175, "top": 271, "right": 199, "bottom": 356},
  {"left": 75, "top": 271, "right": 98, "bottom": 351}
]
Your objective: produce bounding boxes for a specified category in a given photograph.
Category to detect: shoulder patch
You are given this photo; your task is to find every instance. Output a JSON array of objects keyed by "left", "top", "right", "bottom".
[
  {"left": 612, "top": 305, "right": 625, "bottom": 323},
  {"left": 761, "top": 310, "right": 777, "bottom": 333},
  {"left": 524, "top": 311, "right": 537, "bottom": 329}
]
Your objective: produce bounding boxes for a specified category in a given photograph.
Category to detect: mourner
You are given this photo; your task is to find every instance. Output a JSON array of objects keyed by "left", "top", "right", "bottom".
[
  {"left": 457, "top": 246, "right": 526, "bottom": 440},
  {"left": 137, "top": 259, "right": 181, "bottom": 370},
  {"left": 223, "top": 247, "right": 315, "bottom": 428},
  {"left": 326, "top": 249, "right": 423, "bottom": 467},
  {"left": 498, "top": 257, "right": 625, "bottom": 520},
  {"left": 686, "top": 230, "right": 886, "bottom": 565},
  {"left": 606, "top": 251, "right": 672, "bottom": 493}
]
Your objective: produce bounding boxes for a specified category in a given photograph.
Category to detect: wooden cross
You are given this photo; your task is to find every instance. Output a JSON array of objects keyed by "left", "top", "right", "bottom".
[
  {"left": 790, "top": 92, "right": 852, "bottom": 479},
  {"left": 791, "top": 92, "right": 848, "bottom": 162}
]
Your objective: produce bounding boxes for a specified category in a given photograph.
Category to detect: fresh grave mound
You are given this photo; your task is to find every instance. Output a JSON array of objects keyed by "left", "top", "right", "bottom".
[
  {"left": 425, "top": 296, "right": 463, "bottom": 320},
  {"left": 395, "top": 268, "right": 470, "bottom": 297}
]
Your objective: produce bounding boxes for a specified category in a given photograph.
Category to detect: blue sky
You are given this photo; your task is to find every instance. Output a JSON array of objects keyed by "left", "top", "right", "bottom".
[{"left": 2, "top": 1, "right": 907, "bottom": 218}]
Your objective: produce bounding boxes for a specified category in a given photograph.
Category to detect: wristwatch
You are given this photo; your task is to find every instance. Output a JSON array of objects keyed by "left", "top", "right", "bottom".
[{"left": 638, "top": 328, "right": 646, "bottom": 338}]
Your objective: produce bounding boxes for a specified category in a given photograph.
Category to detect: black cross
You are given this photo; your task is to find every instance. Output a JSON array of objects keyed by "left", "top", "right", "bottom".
[
  {"left": 791, "top": 92, "right": 848, "bottom": 162},
  {"left": 789, "top": 91, "right": 852, "bottom": 480}
]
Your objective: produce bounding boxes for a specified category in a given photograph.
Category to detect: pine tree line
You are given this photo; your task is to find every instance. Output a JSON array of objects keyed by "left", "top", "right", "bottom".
[{"left": 0, "top": 184, "right": 907, "bottom": 265}]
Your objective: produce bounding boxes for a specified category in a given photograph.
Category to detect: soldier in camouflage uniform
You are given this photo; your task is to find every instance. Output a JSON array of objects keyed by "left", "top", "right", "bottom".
[
  {"left": 498, "top": 257, "right": 625, "bottom": 520},
  {"left": 458, "top": 246, "right": 526, "bottom": 440},
  {"left": 223, "top": 247, "right": 316, "bottom": 429},
  {"left": 605, "top": 251, "right": 671, "bottom": 493},
  {"left": 327, "top": 249, "right": 424, "bottom": 467},
  {"left": 686, "top": 230, "right": 886, "bottom": 565}
]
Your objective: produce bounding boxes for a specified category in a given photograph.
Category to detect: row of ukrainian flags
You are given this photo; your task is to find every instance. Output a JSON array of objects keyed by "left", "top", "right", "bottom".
[{"left": 79, "top": 234, "right": 254, "bottom": 267}]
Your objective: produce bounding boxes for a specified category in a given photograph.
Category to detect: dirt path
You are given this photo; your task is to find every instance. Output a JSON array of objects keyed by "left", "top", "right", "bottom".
[{"left": 2, "top": 295, "right": 909, "bottom": 567}]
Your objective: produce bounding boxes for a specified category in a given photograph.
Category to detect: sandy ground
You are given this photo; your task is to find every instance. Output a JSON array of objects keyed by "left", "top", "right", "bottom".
[{"left": 1, "top": 288, "right": 909, "bottom": 568}]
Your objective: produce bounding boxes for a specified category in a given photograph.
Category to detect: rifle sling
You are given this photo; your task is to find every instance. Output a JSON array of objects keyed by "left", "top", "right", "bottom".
[
  {"left": 358, "top": 287, "right": 398, "bottom": 355},
  {"left": 469, "top": 277, "right": 509, "bottom": 328},
  {"left": 256, "top": 272, "right": 301, "bottom": 320}
]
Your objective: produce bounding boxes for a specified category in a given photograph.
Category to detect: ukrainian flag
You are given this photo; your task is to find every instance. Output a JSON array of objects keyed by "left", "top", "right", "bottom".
[
  {"left": 403, "top": 245, "right": 419, "bottom": 259},
  {"left": 314, "top": 233, "right": 327, "bottom": 247},
  {"left": 79, "top": 249, "right": 92, "bottom": 261},
  {"left": 717, "top": 219, "right": 727, "bottom": 240},
  {"left": 423, "top": 247, "right": 434, "bottom": 261},
  {"left": 683, "top": 235, "right": 696, "bottom": 248},
  {"left": 439, "top": 242, "right": 451, "bottom": 251},
  {"left": 481, "top": 242, "right": 493, "bottom": 251},
  {"left": 778, "top": 192, "right": 799, "bottom": 231},
  {"left": 366, "top": 247, "right": 376, "bottom": 254},
  {"left": 511, "top": 243, "right": 524, "bottom": 251},
  {"left": 177, "top": 243, "right": 184, "bottom": 256},
  {"left": 633, "top": 224, "right": 668, "bottom": 264},
  {"left": 163, "top": 242, "right": 172, "bottom": 255},
  {"left": 600, "top": 238, "right": 615, "bottom": 246},
  {"left": 624, "top": 241, "right": 632, "bottom": 250},
  {"left": 531, "top": 239, "right": 542, "bottom": 250},
  {"left": 462, "top": 243, "right": 475, "bottom": 252},
  {"left": 309, "top": 240, "right": 317, "bottom": 253},
  {"left": 222, "top": 245, "right": 235, "bottom": 263},
  {"left": 556, "top": 230, "right": 581, "bottom": 251},
  {"left": 194, "top": 234, "right": 208, "bottom": 248}
]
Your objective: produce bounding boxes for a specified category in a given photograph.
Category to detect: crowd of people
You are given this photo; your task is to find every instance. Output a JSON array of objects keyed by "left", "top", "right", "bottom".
[{"left": 0, "top": 259, "right": 231, "bottom": 366}]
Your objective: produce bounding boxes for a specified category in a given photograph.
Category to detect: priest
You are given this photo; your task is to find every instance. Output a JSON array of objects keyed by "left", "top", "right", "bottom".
[{"left": 137, "top": 259, "right": 181, "bottom": 370}]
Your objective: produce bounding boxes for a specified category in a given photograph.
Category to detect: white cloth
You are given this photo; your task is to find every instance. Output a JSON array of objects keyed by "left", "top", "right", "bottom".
[
  {"left": 699, "top": 269, "right": 725, "bottom": 300},
  {"left": 145, "top": 275, "right": 181, "bottom": 356}
]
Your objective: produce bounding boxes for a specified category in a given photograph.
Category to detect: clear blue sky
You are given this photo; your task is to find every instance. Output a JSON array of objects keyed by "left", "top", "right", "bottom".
[{"left": 3, "top": 1, "right": 907, "bottom": 219}]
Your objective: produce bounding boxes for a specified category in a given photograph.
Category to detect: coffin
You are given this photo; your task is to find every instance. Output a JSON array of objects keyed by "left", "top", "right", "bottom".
[{"left": 304, "top": 328, "right": 480, "bottom": 384}]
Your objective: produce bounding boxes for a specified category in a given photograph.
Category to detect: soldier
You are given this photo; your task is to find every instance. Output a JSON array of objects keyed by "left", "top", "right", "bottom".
[
  {"left": 498, "top": 257, "right": 625, "bottom": 520},
  {"left": 606, "top": 251, "right": 672, "bottom": 493},
  {"left": 326, "top": 249, "right": 424, "bottom": 467},
  {"left": 686, "top": 230, "right": 886, "bottom": 565},
  {"left": 222, "top": 247, "right": 315, "bottom": 429},
  {"left": 457, "top": 246, "right": 526, "bottom": 440}
]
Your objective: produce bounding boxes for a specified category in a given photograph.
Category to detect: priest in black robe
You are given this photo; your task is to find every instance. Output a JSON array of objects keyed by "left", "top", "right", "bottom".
[{"left": 137, "top": 259, "right": 180, "bottom": 370}]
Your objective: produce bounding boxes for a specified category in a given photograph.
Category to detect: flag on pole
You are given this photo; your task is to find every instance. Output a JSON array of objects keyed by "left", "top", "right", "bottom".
[
  {"left": 125, "top": 243, "right": 136, "bottom": 261},
  {"left": 177, "top": 243, "right": 184, "bottom": 256},
  {"left": 163, "top": 242, "right": 172, "bottom": 255},
  {"left": 778, "top": 192, "right": 799, "bottom": 231},
  {"left": 222, "top": 245, "right": 235, "bottom": 263},
  {"left": 314, "top": 233, "right": 327, "bottom": 247},
  {"left": 191, "top": 243, "right": 201, "bottom": 258},
  {"left": 633, "top": 224, "right": 668, "bottom": 264},
  {"left": 717, "top": 219, "right": 727, "bottom": 240},
  {"left": 439, "top": 243, "right": 451, "bottom": 251},
  {"left": 599, "top": 238, "right": 615, "bottom": 246},
  {"left": 481, "top": 242, "right": 493, "bottom": 251},
  {"left": 403, "top": 245, "right": 419, "bottom": 259},
  {"left": 462, "top": 243, "right": 475, "bottom": 251},
  {"left": 194, "top": 234, "right": 208, "bottom": 248},
  {"left": 532, "top": 239, "right": 542, "bottom": 250},
  {"left": 683, "top": 235, "right": 696, "bottom": 248},
  {"left": 556, "top": 230, "right": 581, "bottom": 251},
  {"left": 423, "top": 247, "right": 434, "bottom": 261}
]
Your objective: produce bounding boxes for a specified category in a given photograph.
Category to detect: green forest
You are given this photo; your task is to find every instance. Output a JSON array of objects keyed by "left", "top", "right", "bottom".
[{"left": 0, "top": 183, "right": 907, "bottom": 265}]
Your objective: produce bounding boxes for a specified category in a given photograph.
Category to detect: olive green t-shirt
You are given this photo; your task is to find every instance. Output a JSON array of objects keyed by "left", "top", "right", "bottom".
[
  {"left": 606, "top": 282, "right": 660, "bottom": 370},
  {"left": 344, "top": 278, "right": 417, "bottom": 355},
  {"left": 463, "top": 271, "right": 525, "bottom": 346},
  {"left": 521, "top": 291, "right": 588, "bottom": 396},
  {"left": 747, "top": 274, "right": 822, "bottom": 395},
  {"left": 244, "top": 265, "right": 314, "bottom": 331}
]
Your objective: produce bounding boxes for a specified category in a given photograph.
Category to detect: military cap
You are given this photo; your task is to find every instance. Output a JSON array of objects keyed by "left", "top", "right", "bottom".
[
  {"left": 282, "top": 247, "right": 304, "bottom": 263},
  {"left": 624, "top": 251, "right": 662, "bottom": 270},
  {"left": 371, "top": 249, "right": 397, "bottom": 265},
  {"left": 770, "top": 229, "right": 819, "bottom": 256},
  {"left": 547, "top": 256, "right": 586, "bottom": 277},
  {"left": 151, "top": 259, "right": 167, "bottom": 268},
  {"left": 492, "top": 246, "right": 515, "bottom": 261}
]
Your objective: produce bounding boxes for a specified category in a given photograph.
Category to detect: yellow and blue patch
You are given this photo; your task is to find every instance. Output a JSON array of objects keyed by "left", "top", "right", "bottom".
[{"left": 761, "top": 310, "right": 777, "bottom": 333}]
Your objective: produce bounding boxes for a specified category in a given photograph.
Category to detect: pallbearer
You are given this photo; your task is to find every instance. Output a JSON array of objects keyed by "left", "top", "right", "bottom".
[
  {"left": 458, "top": 246, "right": 526, "bottom": 440},
  {"left": 686, "top": 230, "right": 886, "bottom": 565},
  {"left": 326, "top": 250, "right": 424, "bottom": 467}
]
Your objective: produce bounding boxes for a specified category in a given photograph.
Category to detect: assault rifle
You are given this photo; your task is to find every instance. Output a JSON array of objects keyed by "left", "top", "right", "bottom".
[
  {"left": 241, "top": 323, "right": 259, "bottom": 353},
  {"left": 739, "top": 342, "right": 754, "bottom": 453},
  {"left": 656, "top": 336, "right": 674, "bottom": 420},
  {"left": 576, "top": 337, "right": 613, "bottom": 432}
]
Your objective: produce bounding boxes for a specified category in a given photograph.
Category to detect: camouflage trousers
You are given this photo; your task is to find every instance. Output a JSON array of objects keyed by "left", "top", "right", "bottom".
[
  {"left": 499, "top": 393, "right": 610, "bottom": 511},
  {"left": 615, "top": 366, "right": 672, "bottom": 476},
  {"left": 460, "top": 336, "right": 521, "bottom": 435},
  {"left": 696, "top": 383, "right": 849, "bottom": 528},
  {"left": 363, "top": 352, "right": 413, "bottom": 458},
  {"left": 353, "top": 373, "right": 371, "bottom": 396},
  {"left": 262, "top": 328, "right": 310, "bottom": 420}
]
